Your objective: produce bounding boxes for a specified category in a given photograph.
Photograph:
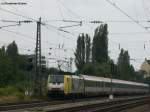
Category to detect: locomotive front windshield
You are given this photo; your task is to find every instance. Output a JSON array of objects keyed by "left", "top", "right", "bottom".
[{"left": 50, "top": 75, "right": 64, "bottom": 83}]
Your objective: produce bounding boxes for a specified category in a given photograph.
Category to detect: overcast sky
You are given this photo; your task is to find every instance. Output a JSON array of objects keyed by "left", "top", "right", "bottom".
[{"left": 1, "top": 0, "right": 150, "bottom": 71}]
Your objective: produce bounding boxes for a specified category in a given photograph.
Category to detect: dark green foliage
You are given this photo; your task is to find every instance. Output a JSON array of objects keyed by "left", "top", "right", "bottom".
[
  {"left": 18, "top": 55, "right": 28, "bottom": 71},
  {"left": 85, "top": 34, "right": 91, "bottom": 63},
  {"left": 117, "top": 49, "right": 136, "bottom": 81},
  {"left": 134, "top": 70, "right": 145, "bottom": 83},
  {"left": 0, "top": 86, "right": 24, "bottom": 97},
  {"left": 81, "top": 63, "right": 96, "bottom": 74},
  {"left": 92, "top": 24, "right": 109, "bottom": 64},
  {"left": 94, "top": 63, "right": 111, "bottom": 77},
  {"left": 26, "top": 57, "right": 34, "bottom": 71},
  {"left": 74, "top": 24, "right": 112, "bottom": 77},
  {"left": 79, "top": 62, "right": 112, "bottom": 77},
  {"left": 0, "top": 41, "right": 34, "bottom": 91},
  {"left": 108, "top": 60, "right": 118, "bottom": 78},
  {"left": 6, "top": 41, "right": 18, "bottom": 58},
  {"left": 6, "top": 41, "right": 19, "bottom": 81},
  {"left": 0, "top": 47, "right": 13, "bottom": 86},
  {"left": 75, "top": 33, "right": 91, "bottom": 72},
  {"left": 88, "top": 24, "right": 110, "bottom": 77}
]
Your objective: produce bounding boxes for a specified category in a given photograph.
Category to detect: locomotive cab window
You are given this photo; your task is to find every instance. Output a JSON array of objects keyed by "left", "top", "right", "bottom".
[{"left": 50, "top": 75, "right": 64, "bottom": 83}]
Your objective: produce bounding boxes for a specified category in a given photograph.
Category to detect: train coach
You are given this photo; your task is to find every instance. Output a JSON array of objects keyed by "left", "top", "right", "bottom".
[{"left": 47, "top": 74, "right": 149, "bottom": 97}]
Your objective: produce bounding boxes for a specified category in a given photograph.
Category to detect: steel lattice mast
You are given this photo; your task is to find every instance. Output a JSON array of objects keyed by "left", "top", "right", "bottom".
[{"left": 34, "top": 18, "right": 42, "bottom": 97}]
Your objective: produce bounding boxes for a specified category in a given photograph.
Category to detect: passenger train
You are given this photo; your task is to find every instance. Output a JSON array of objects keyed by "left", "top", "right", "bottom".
[{"left": 47, "top": 74, "right": 149, "bottom": 96}]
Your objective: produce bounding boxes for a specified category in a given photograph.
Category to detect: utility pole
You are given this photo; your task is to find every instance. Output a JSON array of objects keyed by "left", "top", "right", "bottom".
[{"left": 34, "top": 18, "right": 42, "bottom": 97}]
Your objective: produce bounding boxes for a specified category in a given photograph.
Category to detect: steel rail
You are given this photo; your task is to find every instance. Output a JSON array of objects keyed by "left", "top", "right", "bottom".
[
  {"left": 44, "top": 95, "right": 150, "bottom": 112},
  {"left": 78, "top": 99, "right": 148, "bottom": 112},
  {"left": 0, "top": 100, "right": 65, "bottom": 111},
  {"left": 0, "top": 96, "right": 107, "bottom": 111}
]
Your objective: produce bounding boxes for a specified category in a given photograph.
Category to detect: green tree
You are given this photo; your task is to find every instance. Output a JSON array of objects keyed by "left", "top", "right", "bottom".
[
  {"left": 0, "top": 42, "right": 35, "bottom": 95},
  {"left": 117, "top": 49, "right": 136, "bottom": 81},
  {"left": 6, "top": 41, "right": 18, "bottom": 59},
  {"left": 85, "top": 34, "right": 91, "bottom": 63},
  {"left": 6, "top": 41, "right": 19, "bottom": 77},
  {"left": 0, "top": 47, "right": 13, "bottom": 87},
  {"left": 75, "top": 33, "right": 91, "bottom": 72},
  {"left": 92, "top": 24, "right": 109, "bottom": 64}
]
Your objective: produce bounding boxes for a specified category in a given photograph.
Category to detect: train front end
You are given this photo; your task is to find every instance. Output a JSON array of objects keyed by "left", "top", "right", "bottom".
[{"left": 47, "top": 75, "right": 64, "bottom": 96}]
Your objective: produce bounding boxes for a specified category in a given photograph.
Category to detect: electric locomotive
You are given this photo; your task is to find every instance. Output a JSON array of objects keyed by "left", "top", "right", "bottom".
[{"left": 47, "top": 75, "right": 64, "bottom": 95}]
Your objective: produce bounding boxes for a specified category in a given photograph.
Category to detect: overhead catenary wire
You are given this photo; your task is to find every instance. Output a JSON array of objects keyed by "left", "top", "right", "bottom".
[
  {"left": 142, "top": 0, "right": 150, "bottom": 18},
  {"left": 43, "top": 24, "right": 77, "bottom": 39},
  {"left": 3, "top": 4, "right": 148, "bottom": 39},
  {"left": 1, "top": 1, "right": 150, "bottom": 69},
  {"left": 133, "top": 0, "right": 139, "bottom": 21},
  {"left": 0, "top": 7, "right": 37, "bottom": 22},
  {"left": 1, "top": 1, "right": 149, "bottom": 53},
  {"left": 44, "top": 19, "right": 150, "bottom": 23},
  {"left": 0, "top": 7, "right": 75, "bottom": 36},
  {"left": 0, "top": 28, "right": 36, "bottom": 43},
  {"left": 57, "top": 0, "right": 81, "bottom": 20},
  {"left": 0, "top": 23, "right": 71, "bottom": 49},
  {"left": 105, "top": 0, "right": 150, "bottom": 33},
  {"left": 0, "top": 7, "right": 78, "bottom": 44},
  {"left": 43, "top": 26, "right": 77, "bottom": 43},
  {"left": 56, "top": 0, "right": 64, "bottom": 20},
  {"left": 0, "top": 23, "right": 20, "bottom": 29},
  {"left": 142, "top": 0, "right": 149, "bottom": 21},
  {"left": 109, "top": 32, "right": 150, "bottom": 35},
  {"left": 0, "top": 28, "right": 61, "bottom": 47},
  {"left": 0, "top": 7, "right": 146, "bottom": 49}
]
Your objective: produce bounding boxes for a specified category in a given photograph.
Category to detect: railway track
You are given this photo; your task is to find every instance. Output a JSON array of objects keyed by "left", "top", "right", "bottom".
[
  {"left": 0, "top": 100, "right": 63, "bottom": 111},
  {"left": 0, "top": 96, "right": 107, "bottom": 111},
  {"left": 44, "top": 95, "right": 150, "bottom": 112},
  {"left": 0, "top": 95, "right": 149, "bottom": 112},
  {"left": 71, "top": 97, "right": 148, "bottom": 112}
]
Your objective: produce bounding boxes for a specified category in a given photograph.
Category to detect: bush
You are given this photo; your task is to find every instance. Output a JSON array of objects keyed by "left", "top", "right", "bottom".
[
  {"left": 0, "top": 86, "right": 25, "bottom": 99},
  {"left": 0, "top": 86, "right": 15, "bottom": 96},
  {"left": 14, "top": 92, "right": 25, "bottom": 100},
  {"left": 0, "top": 88, "right": 5, "bottom": 96}
]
